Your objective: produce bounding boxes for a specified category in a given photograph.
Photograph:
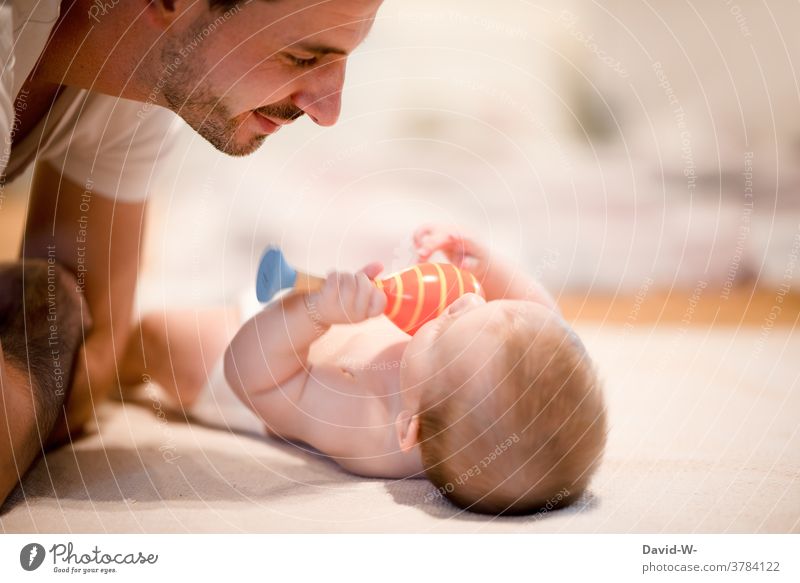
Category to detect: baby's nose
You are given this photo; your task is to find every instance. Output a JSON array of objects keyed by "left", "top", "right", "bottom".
[{"left": 447, "top": 292, "right": 486, "bottom": 315}]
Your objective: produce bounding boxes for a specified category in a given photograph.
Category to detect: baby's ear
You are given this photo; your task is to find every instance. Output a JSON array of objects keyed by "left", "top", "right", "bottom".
[{"left": 394, "top": 410, "right": 420, "bottom": 453}]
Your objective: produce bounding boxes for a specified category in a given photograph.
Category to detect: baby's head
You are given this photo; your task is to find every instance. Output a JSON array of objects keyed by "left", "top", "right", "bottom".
[{"left": 397, "top": 294, "right": 607, "bottom": 515}]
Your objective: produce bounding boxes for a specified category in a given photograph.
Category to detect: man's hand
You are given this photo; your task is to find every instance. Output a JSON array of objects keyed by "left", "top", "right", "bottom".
[
  {"left": 306, "top": 263, "right": 387, "bottom": 327},
  {"left": 46, "top": 332, "right": 110, "bottom": 447},
  {"left": 0, "top": 260, "right": 90, "bottom": 502}
]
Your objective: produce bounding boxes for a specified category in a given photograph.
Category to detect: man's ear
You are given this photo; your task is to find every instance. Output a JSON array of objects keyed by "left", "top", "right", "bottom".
[
  {"left": 395, "top": 410, "right": 420, "bottom": 453},
  {"left": 143, "top": 0, "right": 193, "bottom": 28}
]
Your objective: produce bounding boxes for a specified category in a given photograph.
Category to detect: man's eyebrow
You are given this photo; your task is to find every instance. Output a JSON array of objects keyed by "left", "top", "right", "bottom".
[{"left": 293, "top": 42, "right": 349, "bottom": 57}]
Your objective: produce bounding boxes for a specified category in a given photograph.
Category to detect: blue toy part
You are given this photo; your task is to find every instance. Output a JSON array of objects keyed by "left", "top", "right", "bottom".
[{"left": 256, "top": 247, "right": 297, "bottom": 302}]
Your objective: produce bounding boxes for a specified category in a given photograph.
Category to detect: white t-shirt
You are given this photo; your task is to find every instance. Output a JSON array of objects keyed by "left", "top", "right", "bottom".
[{"left": 0, "top": 1, "right": 179, "bottom": 201}]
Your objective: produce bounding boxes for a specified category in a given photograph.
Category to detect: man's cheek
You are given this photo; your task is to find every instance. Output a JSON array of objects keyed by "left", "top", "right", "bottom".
[{"left": 237, "top": 71, "right": 293, "bottom": 107}]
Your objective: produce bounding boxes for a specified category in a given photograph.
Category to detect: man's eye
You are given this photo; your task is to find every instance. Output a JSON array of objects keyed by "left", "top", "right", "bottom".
[{"left": 286, "top": 54, "right": 318, "bottom": 68}]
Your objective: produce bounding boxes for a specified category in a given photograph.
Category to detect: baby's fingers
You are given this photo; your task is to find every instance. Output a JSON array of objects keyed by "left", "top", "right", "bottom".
[
  {"left": 359, "top": 261, "right": 384, "bottom": 281},
  {"left": 415, "top": 231, "right": 455, "bottom": 259},
  {"left": 367, "top": 286, "right": 387, "bottom": 317},
  {"left": 353, "top": 272, "right": 386, "bottom": 320},
  {"left": 413, "top": 224, "right": 436, "bottom": 248},
  {"left": 321, "top": 271, "right": 353, "bottom": 318},
  {"left": 352, "top": 271, "right": 374, "bottom": 319}
]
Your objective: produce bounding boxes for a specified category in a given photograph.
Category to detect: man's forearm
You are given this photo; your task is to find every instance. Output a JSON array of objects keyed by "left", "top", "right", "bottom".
[
  {"left": 0, "top": 260, "right": 85, "bottom": 499},
  {"left": 25, "top": 162, "right": 145, "bottom": 439}
]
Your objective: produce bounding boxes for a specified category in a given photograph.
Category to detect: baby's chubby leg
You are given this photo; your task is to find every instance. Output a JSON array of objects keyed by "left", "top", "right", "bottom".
[{"left": 119, "top": 307, "right": 239, "bottom": 411}]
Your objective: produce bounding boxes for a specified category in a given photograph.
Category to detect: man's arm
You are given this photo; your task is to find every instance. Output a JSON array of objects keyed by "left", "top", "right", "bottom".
[
  {"left": 23, "top": 161, "right": 146, "bottom": 443},
  {"left": 0, "top": 260, "right": 85, "bottom": 504}
]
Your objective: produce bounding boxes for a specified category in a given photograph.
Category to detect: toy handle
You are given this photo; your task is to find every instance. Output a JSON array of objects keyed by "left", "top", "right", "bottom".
[
  {"left": 255, "top": 247, "right": 481, "bottom": 336},
  {"left": 292, "top": 271, "right": 327, "bottom": 294},
  {"left": 256, "top": 247, "right": 379, "bottom": 302}
]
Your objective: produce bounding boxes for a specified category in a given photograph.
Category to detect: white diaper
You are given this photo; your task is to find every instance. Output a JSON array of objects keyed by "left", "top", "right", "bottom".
[{"left": 186, "top": 289, "right": 269, "bottom": 436}]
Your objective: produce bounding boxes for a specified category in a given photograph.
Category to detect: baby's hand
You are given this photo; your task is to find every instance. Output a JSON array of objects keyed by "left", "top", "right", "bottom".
[
  {"left": 413, "top": 224, "right": 491, "bottom": 277},
  {"left": 306, "top": 263, "right": 387, "bottom": 326}
]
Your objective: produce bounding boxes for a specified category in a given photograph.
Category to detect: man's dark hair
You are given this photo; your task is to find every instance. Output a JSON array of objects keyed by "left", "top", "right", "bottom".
[
  {"left": 208, "top": 0, "right": 253, "bottom": 10},
  {"left": 207, "top": 0, "right": 278, "bottom": 14}
]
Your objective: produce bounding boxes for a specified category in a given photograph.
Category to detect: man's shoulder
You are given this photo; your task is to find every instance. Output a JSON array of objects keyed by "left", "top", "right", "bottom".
[
  {"left": 42, "top": 90, "right": 181, "bottom": 202},
  {"left": 80, "top": 92, "right": 178, "bottom": 137}
]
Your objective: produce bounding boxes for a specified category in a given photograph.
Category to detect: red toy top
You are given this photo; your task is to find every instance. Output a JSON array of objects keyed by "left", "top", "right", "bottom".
[{"left": 375, "top": 263, "right": 484, "bottom": 335}]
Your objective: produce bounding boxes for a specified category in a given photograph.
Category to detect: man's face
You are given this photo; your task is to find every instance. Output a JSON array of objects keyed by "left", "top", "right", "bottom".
[{"left": 160, "top": 0, "right": 382, "bottom": 156}]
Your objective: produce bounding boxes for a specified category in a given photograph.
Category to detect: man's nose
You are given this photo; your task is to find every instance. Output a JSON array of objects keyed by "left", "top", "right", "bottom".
[{"left": 292, "top": 62, "right": 345, "bottom": 127}]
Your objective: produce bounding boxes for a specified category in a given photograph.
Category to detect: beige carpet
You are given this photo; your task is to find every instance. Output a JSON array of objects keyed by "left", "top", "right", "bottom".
[{"left": 1, "top": 323, "right": 798, "bottom": 533}]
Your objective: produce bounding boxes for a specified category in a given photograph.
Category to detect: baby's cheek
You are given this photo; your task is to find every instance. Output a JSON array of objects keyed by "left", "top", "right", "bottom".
[{"left": 402, "top": 350, "right": 430, "bottom": 391}]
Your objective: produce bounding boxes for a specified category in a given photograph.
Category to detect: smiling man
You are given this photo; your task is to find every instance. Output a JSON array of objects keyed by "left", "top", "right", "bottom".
[{"left": 0, "top": 0, "right": 382, "bottom": 506}]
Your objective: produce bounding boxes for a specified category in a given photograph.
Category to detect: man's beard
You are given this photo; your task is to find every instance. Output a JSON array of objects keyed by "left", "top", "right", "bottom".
[
  {"left": 159, "top": 35, "right": 303, "bottom": 156},
  {"left": 164, "top": 81, "right": 262, "bottom": 157}
]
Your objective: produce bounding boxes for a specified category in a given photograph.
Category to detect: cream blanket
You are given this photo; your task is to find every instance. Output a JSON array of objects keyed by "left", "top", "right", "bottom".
[{"left": 2, "top": 324, "right": 797, "bottom": 533}]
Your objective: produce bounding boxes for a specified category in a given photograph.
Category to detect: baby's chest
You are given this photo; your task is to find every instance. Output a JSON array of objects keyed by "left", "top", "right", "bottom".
[
  {"left": 291, "top": 319, "right": 407, "bottom": 457},
  {"left": 309, "top": 317, "right": 407, "bottom": 380}
]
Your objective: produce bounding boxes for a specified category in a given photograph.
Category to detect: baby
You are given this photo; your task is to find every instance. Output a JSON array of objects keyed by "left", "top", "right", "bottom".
[{"left": 121, "top": 225, "right": 607, "bottom": 515}]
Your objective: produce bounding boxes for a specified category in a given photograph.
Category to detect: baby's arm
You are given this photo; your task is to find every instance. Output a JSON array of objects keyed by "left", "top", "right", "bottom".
[
  {"left": 224, "top": 263, "right": 386, "bottom": 397},
  {"left": 413, "top": 224, "right": 560, "bottom": 311}
]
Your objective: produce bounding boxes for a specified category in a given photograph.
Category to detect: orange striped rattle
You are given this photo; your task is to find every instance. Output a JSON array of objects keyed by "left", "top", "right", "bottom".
[{"left": 256, "top": 247, "right": 484, "bottom": 335}]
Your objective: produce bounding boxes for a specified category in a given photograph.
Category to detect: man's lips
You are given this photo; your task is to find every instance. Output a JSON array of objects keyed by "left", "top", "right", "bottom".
[{"left": 253, "top": 110, "right": 282, "bottom": 134}]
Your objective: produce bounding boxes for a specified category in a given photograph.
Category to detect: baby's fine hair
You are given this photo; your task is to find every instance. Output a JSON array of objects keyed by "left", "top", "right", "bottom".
[{"left": 417, "top": 314, "right": 607, "bottom": 515}]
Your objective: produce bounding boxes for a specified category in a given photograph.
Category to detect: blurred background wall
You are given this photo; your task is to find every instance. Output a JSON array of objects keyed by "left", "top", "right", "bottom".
[
  {"left": 5, "top": 1, "right": 798, "bottom": 314},
  {"left": 140, "top": 0, "right": 800, "bottom": 309}
]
